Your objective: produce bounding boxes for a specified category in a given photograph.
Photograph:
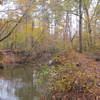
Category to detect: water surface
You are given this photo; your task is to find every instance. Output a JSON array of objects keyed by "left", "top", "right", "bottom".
[{"left": 0, "top": 66, "right": 50, "bottom": 100}]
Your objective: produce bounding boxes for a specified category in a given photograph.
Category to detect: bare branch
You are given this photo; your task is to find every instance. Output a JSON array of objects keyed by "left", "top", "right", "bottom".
[{"left": 0, "top": 0, "right": 35, "bottom": 42}]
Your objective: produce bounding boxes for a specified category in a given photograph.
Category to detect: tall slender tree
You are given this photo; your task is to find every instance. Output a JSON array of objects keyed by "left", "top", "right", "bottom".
[{"left": 79, "top": 0, "right": 83, "bottom": 53}]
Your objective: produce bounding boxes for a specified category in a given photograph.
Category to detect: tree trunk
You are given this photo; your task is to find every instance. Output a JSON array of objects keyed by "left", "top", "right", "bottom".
[
  {"left": 84, "top": 6, "right": 92, "bottom": 48},
  {"left": 79, "top": 0, "right": 83, "bottom": 53}
]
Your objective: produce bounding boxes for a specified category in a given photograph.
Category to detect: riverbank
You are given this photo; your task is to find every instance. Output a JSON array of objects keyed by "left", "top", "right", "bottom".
[
  {"left": 0, "top": 49, "right": 100, "bottom": 100},
  {"left": 0, "top": 49, "right": 52, "bottom": 69}
]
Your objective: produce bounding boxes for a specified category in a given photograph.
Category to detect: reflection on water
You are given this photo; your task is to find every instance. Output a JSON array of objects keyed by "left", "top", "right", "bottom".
[
  {"left": 0, "top": 79, "right": 19, "bottom": 100},
  {"left": 0, "top": 67, "right": 50, "bottom": 100}
]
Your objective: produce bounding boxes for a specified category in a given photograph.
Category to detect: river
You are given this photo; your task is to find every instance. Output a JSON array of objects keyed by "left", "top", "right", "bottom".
[{"left": 0, "top": 66, "right": 51, "bottom": 100}]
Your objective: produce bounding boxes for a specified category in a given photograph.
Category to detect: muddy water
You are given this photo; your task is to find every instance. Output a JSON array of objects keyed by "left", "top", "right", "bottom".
[{"left": 0, "top": 66, "right": 51, "bottom": 100}]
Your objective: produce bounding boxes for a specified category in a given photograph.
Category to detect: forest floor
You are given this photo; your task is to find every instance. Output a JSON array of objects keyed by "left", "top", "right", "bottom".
[{"left": 49, "top": 51, "right": 100, "bottom": 100}]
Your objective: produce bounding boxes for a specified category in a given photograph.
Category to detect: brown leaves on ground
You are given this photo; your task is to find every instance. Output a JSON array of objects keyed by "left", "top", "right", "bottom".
[
  {"left": 51, "top": 51, "right": 100, "bottom": 100},
  {"left": 58, "top": 51, "right": 100, "bottom": 71}
]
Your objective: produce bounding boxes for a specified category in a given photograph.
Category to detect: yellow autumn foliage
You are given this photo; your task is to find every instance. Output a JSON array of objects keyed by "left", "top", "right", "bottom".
[{"left": 14, "top": 0, "right": 27, "bottom": 3}]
